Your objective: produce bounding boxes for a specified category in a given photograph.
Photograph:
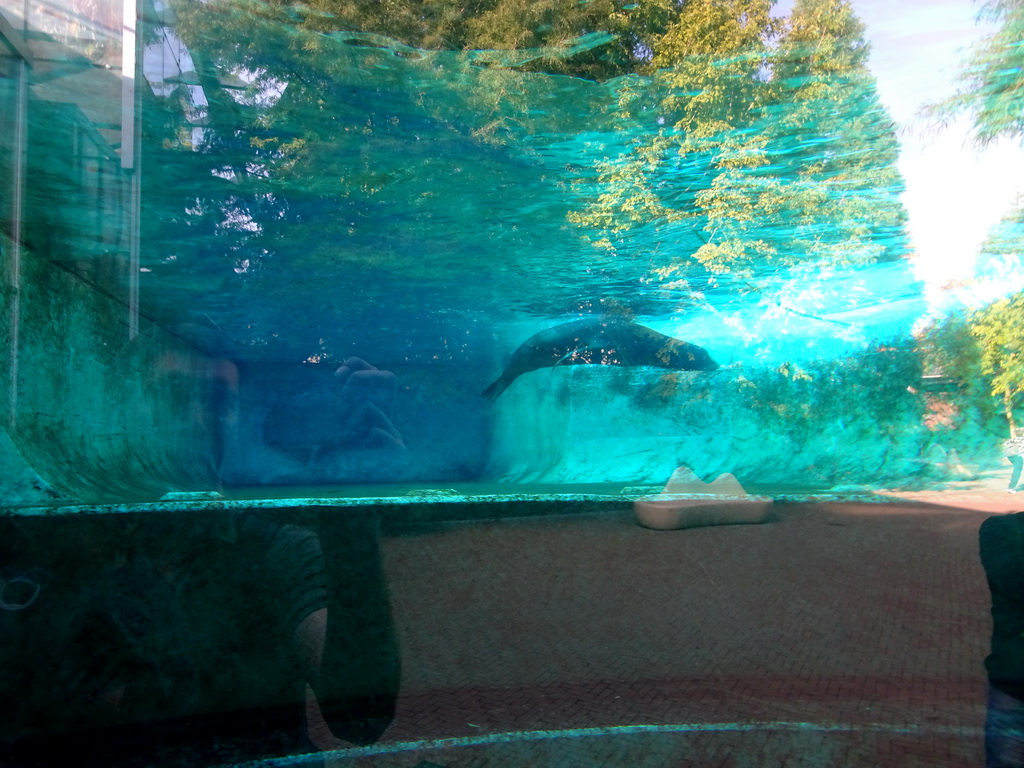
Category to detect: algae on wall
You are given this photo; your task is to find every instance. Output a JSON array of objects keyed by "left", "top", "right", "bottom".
[
  {"left": 1, "top": 234, "right": 223, "bottom": 505},
  {"left": 485, "top": 346, "right": 932, "bottom": 490},
  {"left": 0, "top": 28, "right": 223, "bottom": 506}
]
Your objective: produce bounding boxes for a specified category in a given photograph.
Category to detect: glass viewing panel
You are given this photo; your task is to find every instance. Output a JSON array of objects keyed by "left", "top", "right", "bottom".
[{"left": 2, "top": 0, "right": 1022, "bottom": 765}]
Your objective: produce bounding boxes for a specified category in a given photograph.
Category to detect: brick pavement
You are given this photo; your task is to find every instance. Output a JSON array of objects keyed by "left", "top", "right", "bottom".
[{"left": 303, "top": 493, "right": 1022, "bottom": 767}]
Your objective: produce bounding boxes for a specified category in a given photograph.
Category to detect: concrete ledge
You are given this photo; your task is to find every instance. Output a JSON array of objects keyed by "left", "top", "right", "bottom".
[{"left": 635, "top": 495, "right": 773, "bottom": 530}]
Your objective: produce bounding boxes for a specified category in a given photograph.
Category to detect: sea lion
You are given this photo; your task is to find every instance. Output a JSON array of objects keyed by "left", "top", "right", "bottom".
[{"left": 482, "top": 316, "right": 717, "bottom": 402}]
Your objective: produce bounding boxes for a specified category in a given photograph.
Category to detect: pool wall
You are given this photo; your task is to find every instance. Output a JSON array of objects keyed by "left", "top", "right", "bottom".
[{"left": 1, "top": 231, "right": 222, "bottom": 504}]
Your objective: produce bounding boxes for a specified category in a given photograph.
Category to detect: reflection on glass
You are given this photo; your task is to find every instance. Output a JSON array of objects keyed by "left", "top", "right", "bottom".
[
  {"left": 2, "top": 0, "right": 1024, "bottom": 764},
  {"left": 0, "top": 510, "right": 398, "bottom": 766}
]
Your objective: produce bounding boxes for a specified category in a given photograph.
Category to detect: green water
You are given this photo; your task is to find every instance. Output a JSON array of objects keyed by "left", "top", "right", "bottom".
[
  {"left": 5, "top": 0, "right": 985, "bottom": 504},
  {"left": 129, "top": 7, "right": 915, "bottom": 362},
  {"left": 3, "top": 1, "right": 1022, "bottom": 765}
]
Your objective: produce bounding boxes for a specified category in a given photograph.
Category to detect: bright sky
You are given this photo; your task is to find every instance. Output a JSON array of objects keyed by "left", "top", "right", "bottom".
[
  {"left": 845, "top": 0, "right": 1024, "bottom": 303},
  {"left": 771, "top": 0, "right": 1024, "bottom": 312}
]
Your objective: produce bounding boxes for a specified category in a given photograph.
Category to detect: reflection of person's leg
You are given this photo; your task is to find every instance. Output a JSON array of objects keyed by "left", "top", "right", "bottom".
[
  {"left": 364, "top": 404, "right": 404, "bottom": 449},
  {"left": 342, "top": 370, "right": 397, "bottom": 416},
  {"left": 986, "top": 685, "right": 1024, "bottom": 768},
  {"left": 248, "top": 516, "right": 341, "bottom": 751},
  {"left": 293, "top": 607, "right": 349, "bottom": 752},
  {"left": 342, "top": 402, "right": 405, "bottom": 450},
  {"left": 1010, "top": 456, "right": 1024, "bottom": 491},
  {"left": 211, "top": 359, "right": 240, "bottom": 484}
]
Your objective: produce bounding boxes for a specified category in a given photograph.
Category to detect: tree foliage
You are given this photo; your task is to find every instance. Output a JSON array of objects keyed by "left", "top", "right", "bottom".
[
  {"left": 918, "top": 288, "right": 1024, "bottom": 436},
  {"left": 145, "top": 0, "right": 912, "bottom": 354},
  {"left": 569, "top": 0, "right": 908, "bottom": 297},
  {"left": 928, "top": 0, "right": 1024, "bottom": 145},
  {"left": 967, "top": 292, "right": 1024, "bottom": 431},
  {"left": 914, "top": 3, "right": 1024, "bottom": 438},
  {"left": 171, "top": 0, "right": 654, "bottom": 81}
]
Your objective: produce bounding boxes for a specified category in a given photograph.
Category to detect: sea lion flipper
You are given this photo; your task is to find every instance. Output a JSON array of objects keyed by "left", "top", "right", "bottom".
[{"left": 482, "top": 375, "right": 510, "bottom": 403}]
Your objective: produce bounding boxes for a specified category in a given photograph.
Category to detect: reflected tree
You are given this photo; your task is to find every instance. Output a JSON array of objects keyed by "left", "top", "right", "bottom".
[
  {"left": 918, "top": 0, "right": 1024, "bottom": 437},
  {"left": 144, "top": 0, "right": 657, "bottom": 355},
  {"left": 140, "top": 0, "right": 911, "bottom": 357},
  {"left": 917, "top": 289, "right": 1024, "bottom": 440},
  {"left": 975, "top": 202, "right": 1024, "bottom": 298},
  {"left": 568, "top": 0, "right": 909, "bottom": 318},
  {"left": 927, "top": 0, "right": 1024, "bottom": 146},
  {"left": 736, "top": 0, "right": 906, "bottom": 273},
  {"left": 568, "top": 0, "right": 779, "bottom": 265},
  {"left": 967, "top": 293, "right": 1024, "bottom": 434}
]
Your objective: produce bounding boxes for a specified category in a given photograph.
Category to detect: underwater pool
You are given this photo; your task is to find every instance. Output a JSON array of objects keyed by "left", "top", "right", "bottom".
[{"left": 3, "top": 0, "right": 1024, "bottom": 763}]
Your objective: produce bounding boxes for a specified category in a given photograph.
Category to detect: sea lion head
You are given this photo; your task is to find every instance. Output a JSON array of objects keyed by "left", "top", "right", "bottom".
[
  {"left": 658, "top": 339, "right": 718, "bottom": 371},
  {"left": 686, "top": 344, "right": 718, "bottom": 371}
]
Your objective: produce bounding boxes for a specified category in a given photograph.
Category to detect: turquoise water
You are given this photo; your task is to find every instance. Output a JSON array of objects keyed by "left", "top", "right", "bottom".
[
  {"left": 129, "top": 18, "right": 918, "bottom": 364},
  {"left": 2, "top": 0, "right": 967, "bottom": 502},
  {"left": 0, "top": 1, "right": 1015, "bottom": 765}
]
